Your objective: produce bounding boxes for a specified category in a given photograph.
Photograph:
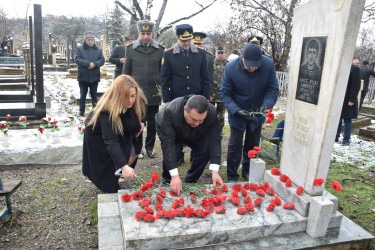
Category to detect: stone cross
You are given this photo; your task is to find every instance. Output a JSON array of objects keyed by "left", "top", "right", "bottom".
[{"left": 280, "top": 0, "right": 365, "bottom": 195}]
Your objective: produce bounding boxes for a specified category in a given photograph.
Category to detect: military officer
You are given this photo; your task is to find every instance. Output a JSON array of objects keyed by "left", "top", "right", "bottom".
[
  {"left": 248, "top": 35, "right": 271, "bottom": 58},
  {"left": 123, "top": 20, "right": 165, "bottom": 159},
  {"left": 192, "top": 32, "right": 214, "bottom": 94},
  {"left": 211, "top": 46, "right": 227, "bottom": 136},
  {"left": 109, "top": 35, "right": 134, "bottom": 79},
  {"left": 160, "top": 24, "right": 210, "bottom": 104}
]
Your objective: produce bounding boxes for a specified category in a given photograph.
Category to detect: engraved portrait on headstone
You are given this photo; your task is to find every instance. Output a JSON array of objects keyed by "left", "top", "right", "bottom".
[{"left": 296, "top": 37, "right": 327, "bottom": 105}]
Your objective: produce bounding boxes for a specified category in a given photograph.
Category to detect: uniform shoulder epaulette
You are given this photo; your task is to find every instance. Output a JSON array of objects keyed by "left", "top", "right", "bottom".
[
  {"left": 165, "top": 47, "right": 173, "bottom": 52},
  {"left": 126, "top": 43, "right": 133, "bottom": 47},
  {"left": 159, "top": 43, "right": 165, "bottom": 48}
]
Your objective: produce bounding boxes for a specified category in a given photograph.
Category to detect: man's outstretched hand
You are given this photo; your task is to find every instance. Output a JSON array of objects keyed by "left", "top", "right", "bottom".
[
  {"left": 212, "top": 171, "right": 224, "bottom": 188},
  {"left": 170, "top": 175, "right": 183, "bottom": 195}
]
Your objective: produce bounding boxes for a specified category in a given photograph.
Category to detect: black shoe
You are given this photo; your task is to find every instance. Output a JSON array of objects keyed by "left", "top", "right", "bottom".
[
  {"left": 177, "top": 158, "right": 184, "bottom": 166},
  {"left": 335, "top": 137, "right": 339, "bottom": 142},
  {"left": 146, "top": 149, "right": 155, "bottom": 158},
  {"left": 342, "top": 141, "right": 350, "bottom": 146},
  {"left": 161, "top": 178, "right": 170, "bottom": 184},
  {"left": 78, "top": 111, "right": 85, "bottom": 117}
]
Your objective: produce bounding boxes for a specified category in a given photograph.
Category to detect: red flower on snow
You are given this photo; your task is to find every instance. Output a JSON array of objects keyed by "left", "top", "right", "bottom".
[
  {"left": 143, "top": 214, "right": 156, "bottom": 222},
  {"left": 331, "top": 181, "right": 342, "bottom": 192},
  {"left": 135, "top": 211, "right": 147, "bottom": 221},
  {"left": 38, "top": 126, "right": 44, "bottom": 134},
  {"left": 296, "top": 186, "right": 304, "bottom": 195},
  {"left": 285, "top": 179, "right": 293, "bottom": 188},
  {"left": 248, "top": 150, "right": 258, "bottom": 159},
  {"left": 283, "top": 203, "right": 295, "bottom": 210},
  {"left": 150, "top": 172, "right": 159, "bottom": 182},
  {"left": 215, "top": 206, "right": 226, "bottom": 214},
  {"left": 271, "top": 167, "right": 281, "bottom": 176},
  {"left": 266, "top": 202, "right": 277, "bottom": 212},
  {"left": 254, "top": 198, "right": 263, "bottom": 207},
  {"left": 121, "top": 194, "right": 132, "bottom": 202},
  {"left": 280, "top": 175, "right": 289, "bottom": 182},
  {"left": 132, "top": 191, "right": 144, "bottom": 201},
  {"left": 313, "top": 178, "right": 325, "bottom": 187},
  {"left": 237, "top": 207, "right": 249, "bottom": 215}
]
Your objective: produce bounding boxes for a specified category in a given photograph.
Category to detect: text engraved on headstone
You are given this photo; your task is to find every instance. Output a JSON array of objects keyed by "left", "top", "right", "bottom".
[
  {"left": 293, "top": 117, "right": 309, "bottom": 147},
  {"left": 296, "top": 36, "right": 327, "bottom": 105}
]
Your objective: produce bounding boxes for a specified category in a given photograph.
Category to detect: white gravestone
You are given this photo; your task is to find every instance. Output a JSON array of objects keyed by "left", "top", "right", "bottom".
[{"left": 280, "top": 0, "right": 365, "bottom": 195}]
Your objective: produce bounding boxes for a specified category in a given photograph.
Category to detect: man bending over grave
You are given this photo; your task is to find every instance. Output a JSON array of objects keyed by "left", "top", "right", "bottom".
[{"left": 155, "top": 95, "right": 224, "bottom": 194}]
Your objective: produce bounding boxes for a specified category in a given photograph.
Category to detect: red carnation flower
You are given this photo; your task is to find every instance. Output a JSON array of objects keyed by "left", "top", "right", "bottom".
[
  {"left": 331, "top": 181, "right": 342, "bottom": 192},
  {"left": 232, "top": 184, "right": 242, "bottom": 191},
  {"left": 266, "top": 202, "right": 277, "bottom": 212},
  {"left": 143, "top": 214, "right": 155, "bottom": 222},
  {"left": 271, "top": 196, "right": 282, "bottom": 206},
  {"left": 144, "top": 207, "right": 154, "bottom": 215},
  {"left": 243, "top": 183, "right": 250, "bottom": 190},
  {"left": 38, "top": 126, "right": 44, "bottom": 134},
  {"left": 231, "top": 189, "right": 239, "bottom": 197},
  {"left": 271, "top": 167, "right": 281, "bottom": 176},
  {"left": 237, "top": 207, "right": 249, "bottom": 215},
  {"left": 150, "top": 172, "right": 159, "bottom": 182},
  {"left": 285, "top": 179, "right": 293, "bottom": 187},
  {"left": 219, "top": 184, "right": 228, "bottom": 193},
  {"left": 210, "top": 189, "right": 218, "bottom": 195},
  {"left": 248, "top": 149, "right": 258, "bottom": 159},
  {"left": 283, "top": 203, "right": 295, "bottom": 210},
  {"left": 280, "top": 175, "right": 289, "bottom": 182},
  {"left": 201, "top": 188, "right": 208, "bottom": 194},
  {"left": 215, "top": 205, "right": 226, "bottom": 214},
  {"left": 19, "top": 116, "right": 27, "bottom": 121},
  {"left": 241, "top": 188, "right": 248, "bottom": 197},
  {"left": 174, "top": 209, "right": 186, "bottom": 217},
  {"left": 228, "top": 196, "right": 240, "bottom": 206},
  {"left": 249, "top": 184, "right": 258, "bottom": 191},
  {"left": 6, "top": 114, "right": 11, "bottom": 120},
  {"left": 165, "top": 210, "right": 176, "bottom": 220},
  {"left": 257, "top": 184, "right": 265, "bottom": 191},
  {"left": 194, "top": 209, "right": 206, "bottom": 218},
  {"left": 296, "top": 186, "right": 304, "bottom": 195},
  {"left": 265, "top": 188, "right": 275, "bottom": 196},
  {"left": 253, "top": 146, "right": 262, "bottom": 152},
  {"left": 254, "top": 198, "right": 263, "bottom": 207},
  {"left": 243, "top": 196, "right": 252, "bottom": 204},
  {"left": 132, "top": 191, "right": 144, "bottom": 201},
  {"left": 135, "top": 211, "right": 147, "bottom": 221},
  {"left": 266, "top": 109, "right": 275, "bottom": 124},
  {"left": 138, "top": 199, "right": 150, "bottom": 208},
  {"left": 155, "top": 203, "right": 163, "bottom": 211},
  {"left": 170, "top": 191, "right": 180, "bottom": 197},
  {"left": 245, "top": 202, "right": 255, "bottom": 212},
  {"left": 256, "top": 189, "right": 265, "bottom": 197},
  {"left": 156, "top": 197, "right": 164, "bottom": 204},
  {"left": 156, "top": 210, "right": 166, "bottom": 219},
  {"left": 121, "top": 194, "right": 132, "bottom": 202},
  {"left": 264, "top": 182, "right": 270, "bottom": 188},
  {"left": 158, "top": 189, "right": 167, "bottom": 198},
  {"left": 313, "top": 178, "right": 325, "bottom": 186},
  {"left": 185, "top": 205, "right": 195, "bottom": 218}
]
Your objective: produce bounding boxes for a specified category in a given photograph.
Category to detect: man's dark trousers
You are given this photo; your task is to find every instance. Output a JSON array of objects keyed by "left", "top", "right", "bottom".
[
  {"left": 79, "top": 81, "right": 98, "bottom": 113},
  {"left": 227, "top": 125, "right": 262, "bottom": 182},
  {"left": 162, "top": 138, "right": 209, "bottom": 182}
]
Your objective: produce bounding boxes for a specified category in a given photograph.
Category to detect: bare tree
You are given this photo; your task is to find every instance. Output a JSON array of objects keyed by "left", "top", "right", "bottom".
[
  {"left": 363, "top": 0, "right": 375, "bottom": 22},
  {"left": 114, "top": 0, "right": 218, "bottom": 39},
  {"left": 229, "top": 0, "right": 300, "bottom": 71},
  {"left": 354, "top": 28, "right": 375, "bottom": 63}
]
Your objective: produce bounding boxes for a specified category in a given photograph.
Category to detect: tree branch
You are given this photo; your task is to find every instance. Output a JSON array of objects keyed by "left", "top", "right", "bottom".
[
  {"left": 115, "top": 0, "right": 138, "bottom": 21},
  {"left": 155, "top": 0, "right": 168, "bottom": 35}
]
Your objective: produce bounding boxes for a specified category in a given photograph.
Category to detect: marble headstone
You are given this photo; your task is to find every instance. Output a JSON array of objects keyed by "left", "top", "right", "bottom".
[{"left": 280, "top": 0, "right": 365, "bottom": 195}]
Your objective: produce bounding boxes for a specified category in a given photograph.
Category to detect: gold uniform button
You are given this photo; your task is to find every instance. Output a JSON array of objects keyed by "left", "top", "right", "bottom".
[
  {"left": 187, "top": 87, "right": 190, "bottom": 90},
  {"left": 187, "top": 76, "right": 190, "bottom": 79}
]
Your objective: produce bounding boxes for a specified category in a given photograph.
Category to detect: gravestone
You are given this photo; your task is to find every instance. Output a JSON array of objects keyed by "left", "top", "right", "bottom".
[{"left": 280, "top": 0, "right": 365, "bottom": 195}]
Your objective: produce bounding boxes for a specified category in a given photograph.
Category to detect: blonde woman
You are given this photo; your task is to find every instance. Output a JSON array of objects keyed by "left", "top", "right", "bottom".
[{"left": 82, "top": 75, "right": 146, "bottom": 192}]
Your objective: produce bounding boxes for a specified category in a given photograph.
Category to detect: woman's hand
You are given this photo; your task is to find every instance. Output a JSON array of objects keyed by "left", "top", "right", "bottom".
[
  {"left": 121, "top": 165, "right": 135, "bottom": 180},
  {"left": 136, "top": 123, "right": 145, "bottom": 137}
]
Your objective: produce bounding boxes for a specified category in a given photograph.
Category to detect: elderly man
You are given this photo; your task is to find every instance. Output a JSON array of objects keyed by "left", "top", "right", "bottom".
[
  {"left": 75, "top": 32, "right": 105, "bottom": 117},
  {"left": 219, "top": 44, "right": 279, "bottom": 182},
  {"left": 109, "top": 35, "right": 134, "bottom": 79},
  {"left": 123, "top": 20, "right": 165, "bottom": 158},
  {"left": 155, "top": 95, "right": 224, "bottom": 194}
]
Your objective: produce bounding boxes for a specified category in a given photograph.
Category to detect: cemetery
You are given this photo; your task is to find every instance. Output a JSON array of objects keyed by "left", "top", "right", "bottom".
[{"left": 1, "top": 0, "right": 375, "bottom": 249}]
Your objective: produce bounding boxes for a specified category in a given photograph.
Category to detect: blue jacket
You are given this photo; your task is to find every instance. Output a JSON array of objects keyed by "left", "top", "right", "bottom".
[
  {"left": 75, "top": 42, "right": 105, "bottom": 83},
  {"left": 219, "top": 56, "right": 279, "bottom": 131},
  {"left": 160, "top": 43, "right": 210, "bottom": 102}
]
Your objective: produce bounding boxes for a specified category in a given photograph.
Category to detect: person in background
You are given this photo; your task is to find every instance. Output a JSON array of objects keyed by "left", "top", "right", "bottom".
[
  {"left": 82, "top": 75, "right": 146, "bottom": 193},
  {"left": 227, "top": 49, "right": 240, "bottom": 62},
  {"left": 248, "top": 35, "right": 271, "bottom": 58},
  {"left": 0, "top": 37, "right": 7, "bottom": 57},
  {"left": 123, "top": 20, "right": 165, "bottom": 159},
  {"left": 109, "top": 35, "right": 134, "bottom": 79},
  {"left": 155, "top": 95, "right": 224, "bottom": 194},
  {"left": 192, "top": 32, "right": 214, "bottom": 90},
  {"left": 335, "top": 60, "right": 361, "bottom": 146},
  {"left": 75, "top": 32, "right": 105, "bottom": 117},
  {"left": 211, "top": 46, "right": 227, "bottom": 137},
  {"left": 219, "top": 44, "right": 279, "bottom": 183},
  {"left": 359, "top": 60, "right": 375, "bottom": 110}
]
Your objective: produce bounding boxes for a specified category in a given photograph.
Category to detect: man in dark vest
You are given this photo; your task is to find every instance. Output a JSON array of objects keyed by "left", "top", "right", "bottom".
[{"left": 123, "top": 20, "right": 165, "bottom": 158}]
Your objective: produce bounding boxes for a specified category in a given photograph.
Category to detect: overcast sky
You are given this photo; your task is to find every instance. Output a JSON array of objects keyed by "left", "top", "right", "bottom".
[{"left": 1, "top": 0, "right": 231, "bottom": 32}]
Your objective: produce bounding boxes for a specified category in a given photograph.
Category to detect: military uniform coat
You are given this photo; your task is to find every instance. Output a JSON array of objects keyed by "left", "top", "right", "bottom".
[
  {"left": 82, "top": 108, "right": 141, "bottom": 193},
  {"left": 340, "top": 65, "right": 361, "bottom": 119},
  {"left": 212, "top": 58, "right": 227, "bottom": 101},
  {"left": 160, "top": 43, "right": 210, "bottom": 102},
  {"left": 206, "top": 50, "right": 214, "bottom": 89},
  {"left": 109, "top": 44, "right": 126, "bottom": 78},
  {"left": 123, "top": 39, "right": 165, "bottom": 106}
]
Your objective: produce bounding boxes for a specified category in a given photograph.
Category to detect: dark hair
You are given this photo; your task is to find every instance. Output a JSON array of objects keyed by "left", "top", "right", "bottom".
[
  {"left": 185, "top": 95, "right": 208, "bottom": 114},
  {"left": 362, "top": 60, "right": 369, "bottom": 65},
  {"left": 232, "top": 49, "right": 239, "bottom": 55},
  {"left": 306, "top": 39, "right": 319, "bottom": 53}
]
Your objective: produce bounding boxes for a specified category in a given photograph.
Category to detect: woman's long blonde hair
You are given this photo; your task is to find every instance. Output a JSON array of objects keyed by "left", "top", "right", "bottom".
[{"left": 88, "top": 75, "right": 146, "bottom": 135}]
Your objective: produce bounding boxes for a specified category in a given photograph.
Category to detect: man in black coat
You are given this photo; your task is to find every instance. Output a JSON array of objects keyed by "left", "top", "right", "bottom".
[
  {"left": 75, "top": 32, "right": 105, "bottom": 117},
  {"left": 359, "top": 60, "right": 375, "bottom": 110},
  {"left": 335, "top": 60, "right": 361, "bottom": 146},
  {"left": 155, "top": 95, "right": 224, "bottom": 194},
  {"left": 109, "top": 35, "right": 134, "bottom": 79}
]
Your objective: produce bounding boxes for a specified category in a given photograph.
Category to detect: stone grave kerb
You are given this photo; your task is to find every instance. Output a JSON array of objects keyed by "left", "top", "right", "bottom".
[{"left": 280, "top": 0, "right": 365, "bottom": 195}]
